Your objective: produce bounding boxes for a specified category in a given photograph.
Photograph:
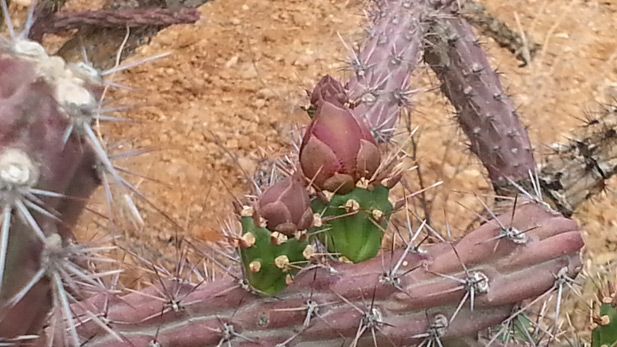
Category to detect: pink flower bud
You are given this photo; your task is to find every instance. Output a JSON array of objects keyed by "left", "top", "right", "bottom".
[
  {"left": 309, "top": 75, "right": 348, "bottom": 109},
  {"left": 299, "top": 100, "right": 381, "bottom": 194},
  {"left": 254, "top": 176, "right": 314, "bottom": 236}
]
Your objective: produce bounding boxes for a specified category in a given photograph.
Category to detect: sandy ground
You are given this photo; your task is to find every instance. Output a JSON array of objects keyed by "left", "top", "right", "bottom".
[{"left": 7, "top": 0, "right": 617, "bottom": 339}]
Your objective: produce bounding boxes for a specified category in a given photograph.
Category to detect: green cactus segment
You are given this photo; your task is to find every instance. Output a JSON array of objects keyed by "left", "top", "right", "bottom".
[
  {"left": 494, "top": 314, "right": 538, "bottom": 344},
  {"left": 593, "top": 302, "right": 617, "bottom": 347},
  {"left": 239, "top": 216, "right": 310, "bottom": 295},
  {"left": 312, "top": 185, "right": 392, "bottom": 263}
]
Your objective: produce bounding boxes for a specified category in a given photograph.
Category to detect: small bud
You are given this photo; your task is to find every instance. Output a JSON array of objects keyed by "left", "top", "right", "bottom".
[
  {"left": 344, "top": 199, "right": 360, "bottom": 212},
  {"left": 285, "top": 274, "right": 294, "bottom": 285},
  {"left": 274, "top": 255, "right": 290, "bottom": 272},
  {"left": 0, "top": 148, "right": 39, "bottom": 187},
  {"left": 321, "top": 190, "right": 335, "bottom": 203},
  {"left": 309, "top": 75, "right": 348, "bottom": 109},
  {"left": 312, "top": 213, "right": 323, "bottom": 228},
  {"left": 258, "top": 216, "right": 268, "bottom": 228},
  {"left": 294, "top": 229, "right": 307, "bottom": 241},
  {"left": 270, "top": 231, "right": 288, "bottom": 245},
  {"left": 240, "top": 232, "right": 256, "bottom": 249},
  {"left": 240, "top": 205, "right": 254, "bottom": 217},
  {"left": 13, "top": 40, "right": 47, "bottom": 58},
  {"left": 303, "top": 245, "right": 314, "bottom": 260},
  {"left": 248, "top": 260, "right": 261, "bottom": 273},
  {"left": 356, "top": 177, "right": 370, "bottom": 189},
  {"left": 382, "top": 173, "right": 402, "bottom": 189},
  {"left": 254, "top": 176, "right": 313, "bottom": 236},
  {"left": 371, "top": 209, "right": 384, "bottom": 221},
  {"left": 600, "top": 315, "right": 611, "bottom": 326},
  {"left": 338, "top": 256, "right": 353, "bottom": 264}
]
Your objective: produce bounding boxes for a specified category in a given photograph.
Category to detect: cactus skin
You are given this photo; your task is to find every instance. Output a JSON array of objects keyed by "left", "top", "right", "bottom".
[
  {"left": 345, "top": 0, "right": 428, "bottom": 142},
  {"left": 312, "top": 185, "right": 392, "bottom": 263},
  {"left": 74, "top": 203, "right": 583, "bottom": 346},
  {"left": 239, "top": 215, "right": 311, "bottom": 295},
  {"left": 0, "top": 41, "right": 101, "bottom": 338},
  {"left": 423, "top": 14, "right": 536, "bottom": 189},
  {"left": 593, "top": 301, "right": 617, "bottom": 347}
]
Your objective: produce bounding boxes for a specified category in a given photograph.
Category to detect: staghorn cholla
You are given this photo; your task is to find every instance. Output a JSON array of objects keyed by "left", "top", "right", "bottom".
[{"left": 0, "top": 0, "right": 615, "bottom": 346}]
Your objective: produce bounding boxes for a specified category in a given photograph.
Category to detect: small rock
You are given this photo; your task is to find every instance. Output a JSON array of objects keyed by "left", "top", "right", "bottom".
[
  {"left": 254, "top": 99, "right": 266, "bottom": 108},
  {"left": 226, "top": 138, "right": 239, "bottom": 149},
  {"left": 225, "top": 55, "right": 240, "bottom": 68},
  {"left": 257, "top": 88, "right": 277, "bottom": 100}
]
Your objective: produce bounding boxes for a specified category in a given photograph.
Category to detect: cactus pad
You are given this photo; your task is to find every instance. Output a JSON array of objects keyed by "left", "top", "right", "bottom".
[
  {"left": 593, "top": 301, "right": 617, "bottom": 347},
  {"left": 311, "top": 185, "right": 392, "bottom": 263},
  {"left": 238, "top": 216, "right": 312, "bottom": 295}
]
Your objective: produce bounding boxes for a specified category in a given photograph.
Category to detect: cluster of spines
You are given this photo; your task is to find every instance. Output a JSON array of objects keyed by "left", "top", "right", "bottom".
[{"left": 0, "top": 1, "right": 166, "bottom": 344}]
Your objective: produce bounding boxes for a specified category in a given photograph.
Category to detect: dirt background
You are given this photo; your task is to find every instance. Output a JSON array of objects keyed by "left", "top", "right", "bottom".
[{"left": 7, "top": 0, "right": 617, "bottom": 339}]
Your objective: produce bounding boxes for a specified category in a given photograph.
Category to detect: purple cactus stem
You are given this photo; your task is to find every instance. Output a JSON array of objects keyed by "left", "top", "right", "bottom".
[
  {"left": 74, "top": 203, "right": 582, "bottom": 346},
  {"left": 345, "top": 0, "right": 429, "bottom": 143},
  {"left": 423, "top": 14, "right": 537, "bottom": 188},
  {"left": 0, "top": 45, "right": 101, "bottom": 337}
]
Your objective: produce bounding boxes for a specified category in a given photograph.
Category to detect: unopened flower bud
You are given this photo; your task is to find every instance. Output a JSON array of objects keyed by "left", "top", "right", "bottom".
[
  {"left": 254, "top": 176, "right": 313, "bottom": 236},
  {"left": 300, "top": 100, "right": 381, "bottom": 194},
  {"left": 310, "top": 75, "right": 348, "bottom": 109}
]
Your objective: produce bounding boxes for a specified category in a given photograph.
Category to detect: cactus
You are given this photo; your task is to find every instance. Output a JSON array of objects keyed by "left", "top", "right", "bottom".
[
  {"left": 344, "top": 0, "right": 442, "bottom": 142},
  {"left": 0, "top": 36, "right": 103, "bottom": 338},
  {"left": 0, "top": 2, "right": 171, "bottom": 343},
  {"left": 423, "top": 13, "right": 536, "bottom": 191},
  {"left": 311, "top": 184, "right": 393, "bottom": 264},
  {"left": 591, "top": 278, "right": 617, "bottom": 347},
  {"left": 237, "top": 214, "right": 311, "bottom": 295},
  {"left": 1, "top": 0, "right": 611, "bottom": 346},
  {"left": 236, "top": 176, "right": 314, "bottom": 294},
  {"left": 74, "top": 202, "right": 583, "bottom": 346},
  {"left": 298, "top": 76, "right": 398, "bottom": 263},
  {"left": 593, "top": 301, "right": 617, "bottom": 347}
]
